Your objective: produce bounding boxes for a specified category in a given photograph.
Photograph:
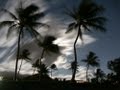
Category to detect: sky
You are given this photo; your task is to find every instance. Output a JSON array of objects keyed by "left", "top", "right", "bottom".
[{"left": 0, "top": 0, "right": 120, "bottom": 81}]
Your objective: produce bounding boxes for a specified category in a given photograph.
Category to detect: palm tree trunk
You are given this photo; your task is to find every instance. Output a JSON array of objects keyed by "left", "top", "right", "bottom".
[
  {"left": 18, "top": 59, "right": 23, "bottom": 75},
  {"left": 71, "top": 25, "right": 81, "bottom": 81},
  {"left": 86, "top": 64, "right": 89, "bottom": 82},
  {"left": 14, "top": 28, "right": 23, "bottom": 81},
  {"left": 39, "top": 48, "right": 45, "bottom": 80},
  {"left": 51, "top": 69, "right": 52, "bottom": 78}
]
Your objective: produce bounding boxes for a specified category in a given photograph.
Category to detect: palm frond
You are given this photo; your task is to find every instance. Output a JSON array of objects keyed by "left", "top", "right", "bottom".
[
  {"left": 7, "top": 24, "right": 17, "bottom": 38},
  {"left": 87, "top": 17, "right": 107, "bottom": 25},
  {"left": 0, "top": 21, "right": 14, "bottom": 29},
  {"left": 82, "top": 24, "right": 91, "bottom": 32},
  {"left": 78, "top": 28, "right": 83, "bottom": 41},
  {"left": 86, "top": 22, "right": 106, "bottom": 32},
  {"left": 28, "top": 27, "right": 41, "bottom": 39},
  {"left": 23, "top": 4, "right": 39, "bottom": 15},
  {"left": 31, "top": 22, "right": 49, "bottom": 29},
  {"left": 29, "top": 12, "right": 45, "bottom": 21},
  {"left": 66, "top": 22, "right": 77, "bottom": 33},
  {"left": 64, "top": 6, "right": 77, "bottom": 20},
  {"left": 47, "top": 44, "right": 59, "bottom": 53},
  {"left": 0, "top": 8, "right": 17, "bottom": 20},
  {"left": 79, "top": 0, "right": 105, "bottom": 19},
  {"left": 43, "top": 36, "right": 56, "bottom": 45}
]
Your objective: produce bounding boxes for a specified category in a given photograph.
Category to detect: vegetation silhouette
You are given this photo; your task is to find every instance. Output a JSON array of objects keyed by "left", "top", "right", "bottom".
[
  {"left": 50, "top": 64, "right": 57, "bottom": 78},
  {"left": 33, "top": 35, "right": 59, "bottom": 80},
  {"left": 107, "top": 57, "right": 120, "bottom": 84},
  {"left": 18, "top": 49, "right": 31, "bottom": 76},
  {"left": 0, "top": 1, "right": 48, "bottom": 81},
  {"left": 0, "top": 0, "right": 120, "bottom": 90},
  {"left": 82, "top": 51, "right": 100, "bottom": 82},
  {"left": 65, "top": 0, "right": 106, "bottom": 81}
]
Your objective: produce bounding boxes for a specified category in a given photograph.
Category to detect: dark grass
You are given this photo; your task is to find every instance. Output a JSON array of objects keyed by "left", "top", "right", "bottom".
[{"left": 0, "top": 80, "right": 120, "bottom": 90}]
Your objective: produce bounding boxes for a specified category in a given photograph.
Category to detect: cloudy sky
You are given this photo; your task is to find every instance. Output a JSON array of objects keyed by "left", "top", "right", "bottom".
[{"left": 0, "top": 0, "right": 120, "bottom": 80}]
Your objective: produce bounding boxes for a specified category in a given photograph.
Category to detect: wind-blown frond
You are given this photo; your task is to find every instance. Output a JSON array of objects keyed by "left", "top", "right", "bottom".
[
  {"left": 32, "top": 22, "right": 49, "bottom": 28},
  {"left": 28, "top": 12, "right": 45, "bottom": 21},
  {"left": 28, "top": 27, "right": 41, "bottom": 39},
  {"left": 0, "top": 8, "right": 17, "bottom": 20},
  {"left": 46, "top": 44, "right": 59, "bottom": 53},
  {"left": 86, "top": 22, "right": 106, "bottom": 32},
  {"left": 23, "top": 4, "right": 39, "bottom": 15},
  {"left": 0, "top": 21, "right": 14, "bottom": 29},
  {"left": 7, "top": 24, "right": 17, "bottom": 38},
  {"left": 66, "top": 22, "right": 78, "bottom": 33}
]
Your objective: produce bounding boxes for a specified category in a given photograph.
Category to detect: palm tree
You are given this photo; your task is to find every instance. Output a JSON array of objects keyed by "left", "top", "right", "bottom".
[
  {"left": 70, "top": 61, "right": 79, "bottom": 78},
  {"left": 34, "top": 35, "right": 59, "bottom": 80},
  {"left": 18, "top": 49, "right": 31, "bottom": 75},
  {"left": 50, "top": 64, "right": 57, "bottom": 78},
  {"left": 0, "top": 2, "right": 47, "bottom": 80},
  {"left": 82, "top": 51, "right": 99, "bottom": 82},
  {"left": 94, "top": 68, "right": 105, "bottom": 83},
  {"left": 32, "top": 61, "right": 49, "bottom": 77},
  {"left": 107, "top": 58, "right": 120, "bottom": 83},
  {"left": 65, "top": 0, "right": 106, "bottom": 81}
]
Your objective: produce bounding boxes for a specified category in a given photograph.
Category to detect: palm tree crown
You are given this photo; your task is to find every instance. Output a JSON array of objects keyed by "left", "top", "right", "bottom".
[
  {"left": 82, "top": 52, "right": 99, "bottom": 67},
  {"left": 66, "top": 0, "right": 106, "bottom": 39}
]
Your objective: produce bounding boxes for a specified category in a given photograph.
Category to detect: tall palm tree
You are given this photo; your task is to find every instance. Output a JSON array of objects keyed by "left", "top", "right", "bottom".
[
  {"left": 82, "top": 51, "right": 99, "bottom": 82},
  {"left": 18, "top": 49, "right": 31, "bottom": 75},
  {"left": 65, "top": 0, "right": 106, "bottom": 81},
  {"left": 50, "top": 64, "right": 57, "bottom": 78},
  {"left": 34, "top": 35, "right": 59, "bottom": 80},
  {"left": 0, "top": 2, "right": 47, "bottom": 80}
]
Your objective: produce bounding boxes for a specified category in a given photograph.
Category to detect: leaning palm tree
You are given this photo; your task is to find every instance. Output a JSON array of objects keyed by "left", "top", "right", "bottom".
[
  {"left": 82, "top": 51, "right": 100, "bottom": 82},
  {"left": 65, "top": 0, "right": 106, "bottom": 81},
  {"left": 34, "top": 35, "right": 59, "bottom": 80},
  {"left": 0, "top": 2, "right": 47, "bottom": 80}
]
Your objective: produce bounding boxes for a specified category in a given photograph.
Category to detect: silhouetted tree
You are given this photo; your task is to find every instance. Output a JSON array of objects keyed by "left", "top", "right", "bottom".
[
  {"left": 82, "top": 51, "right": 99, "bottom": 82},
  {"left": 70, "top": 61, "right": 79, "bottom": 78},
  {"left": 94, "top": 68, "right": 106, "bottom": 83},
  {"left": 18, "top": 49, "right": 31, "bottom": 75},
  {"left": 107, "top": 57, "right": 120, "bottom": 84},
  {"left": 50, "top": 64, "right": 57, "bottom": 78},
  {"left": 32, "top": 61, "right": 49, "bottom": 78},
  {"left": 65, "top": 0, "right": 106, "bottom": 81},
  {"left": 0, "top": 2, "right": 47, "bottom": 80},
  {"left": 34, "top": 35, "right": 59, "bottom": 80}
]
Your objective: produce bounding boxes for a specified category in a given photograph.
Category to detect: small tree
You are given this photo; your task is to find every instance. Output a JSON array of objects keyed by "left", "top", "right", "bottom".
[
  {"left": 50, "top": 64, "right": 57, "bottom": 78},
  {"left": 82, "top": 51, "right": 99, "bottom": 82}
]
